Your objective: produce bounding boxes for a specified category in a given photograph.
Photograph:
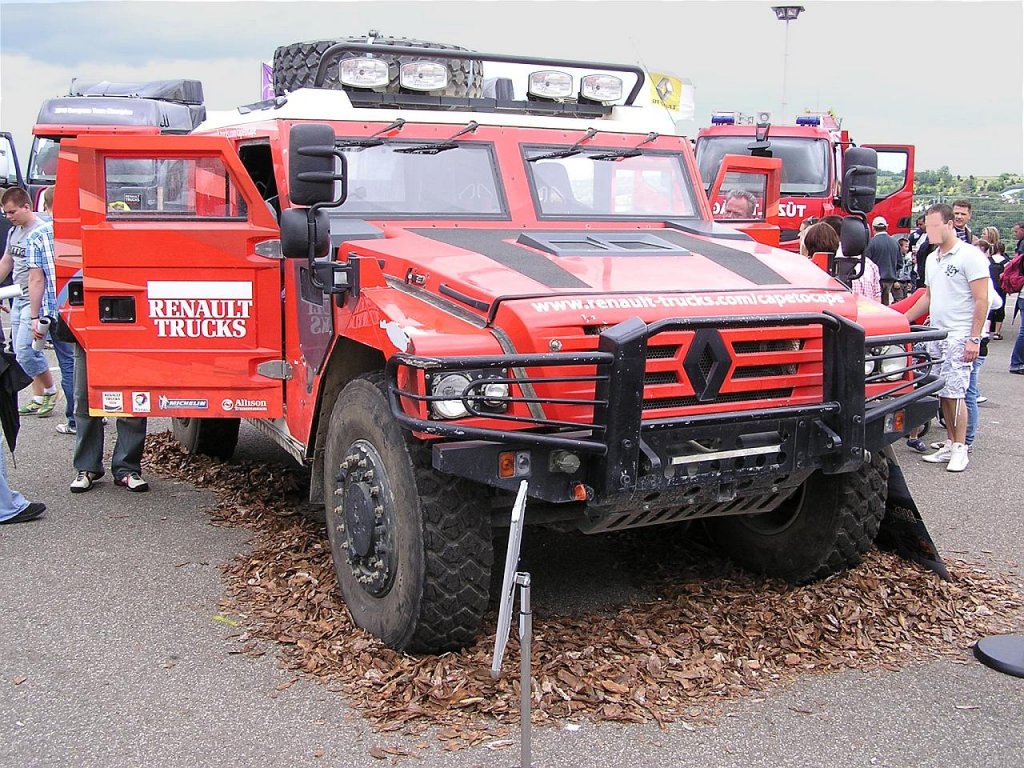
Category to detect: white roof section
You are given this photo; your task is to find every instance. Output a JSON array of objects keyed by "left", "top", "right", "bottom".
[{"left": 197, "top": 87, "right": 679, "bottom": 136}]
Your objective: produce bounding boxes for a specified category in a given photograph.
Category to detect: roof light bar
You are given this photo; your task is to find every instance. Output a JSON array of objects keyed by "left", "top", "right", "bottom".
[
  {"left": 796, "top": 114, "right": 821, "bottom": 126},
  {"left": 339, "top": 57, "right": 390, "bottom": 89},
  {"left": 711, "top": 111, "right": 737, "bottom": 125},
  {"left": 399, "top": 61, "right": 448, "bottom": 92},
  {"left": 528, "top": 70, "right": 573, "bottom": 100}
]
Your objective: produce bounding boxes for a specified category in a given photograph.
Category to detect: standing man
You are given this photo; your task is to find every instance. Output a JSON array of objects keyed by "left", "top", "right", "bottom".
[
  {"left": 1014, "top": 221, "right": 1024, "bottom": 257},
  {"left": 908, "top": 215, "right": 927, "bottom": 254},
  {"left": 906, "top": 203, "right": 989, "bottom": 472},
  {"left": 0, "top": 188, "right": 60, "bottom": 415},
  {"left": 38, "top": 187, "right": 76, "bottom": 435},
  {"left": 951, "top": 199, "right": 974, "bottom": 243},
  {"left": 864, "top": 216, "right": 901, "bottom": 305}
]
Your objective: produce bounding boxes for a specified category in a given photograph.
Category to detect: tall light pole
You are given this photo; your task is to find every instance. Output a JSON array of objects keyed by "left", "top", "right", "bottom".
[{"left": 772, "top": 5, "right": 805, "bottom": 122}]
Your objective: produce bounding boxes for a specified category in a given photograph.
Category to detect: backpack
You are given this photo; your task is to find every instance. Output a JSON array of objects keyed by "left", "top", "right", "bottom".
[{"left": 1000, "top": 253, "right": 1024, "bottom": 294}]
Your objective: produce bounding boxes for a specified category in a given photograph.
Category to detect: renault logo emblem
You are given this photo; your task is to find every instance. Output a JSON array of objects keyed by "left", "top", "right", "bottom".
[{"left": 682, "top": 329, "right": 730, "bottom": 402}]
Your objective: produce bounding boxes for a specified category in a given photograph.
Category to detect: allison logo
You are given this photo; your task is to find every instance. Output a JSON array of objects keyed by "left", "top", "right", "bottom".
[
  {"left": 682, "top": 329, "right": 731, "bottom": 402},
  {"left": 222, "top": 397, "right": 268, "bottom": 412}
]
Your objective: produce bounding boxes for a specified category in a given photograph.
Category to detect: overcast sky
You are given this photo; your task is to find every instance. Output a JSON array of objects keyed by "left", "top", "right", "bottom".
[{"left": 1, "top": 0, "right": 1021, "bottom": 176}]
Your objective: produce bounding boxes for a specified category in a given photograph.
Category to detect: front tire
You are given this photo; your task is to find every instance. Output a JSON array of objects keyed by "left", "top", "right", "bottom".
[
  {"left": 171, "top": 417, "right": 240, "bottom": 461},
  {"left": 323, "top": 374, "right": 493, "bottom": 653},
  {"left": 708, "top": 452, "right": 888, "bottom": 583}
]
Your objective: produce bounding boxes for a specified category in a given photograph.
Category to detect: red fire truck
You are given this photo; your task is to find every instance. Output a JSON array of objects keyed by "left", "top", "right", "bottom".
[
  {"left": 53, "top": 36, "right": 942, "bottom": 653},
  {"left": 695, "top": 111, "right": 915, "bottom": 252}
]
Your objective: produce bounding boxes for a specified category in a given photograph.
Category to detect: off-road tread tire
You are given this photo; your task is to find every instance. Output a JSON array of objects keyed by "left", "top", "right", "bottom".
[
  {"left": 324, "top": 373, "right": 492, "bottom": 653},
  {"left": 710, "top": 453, "right": 889, "bottom": 584},
  {"left": 171, "top": 417, "right": 240, "bottom": 461},
  {"left": 272, "top": 36, "right": 483, "bottom": 98}
]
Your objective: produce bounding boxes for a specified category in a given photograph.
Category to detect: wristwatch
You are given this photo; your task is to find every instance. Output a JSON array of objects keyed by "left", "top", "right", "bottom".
[{"left": 967, "top": 336, "right": 982, "bottom": 344}]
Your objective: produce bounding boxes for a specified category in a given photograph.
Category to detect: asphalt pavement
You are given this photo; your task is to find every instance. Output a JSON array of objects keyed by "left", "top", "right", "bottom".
[{"left": 1, "top": 334, "right": 1022, "bottom": 768}]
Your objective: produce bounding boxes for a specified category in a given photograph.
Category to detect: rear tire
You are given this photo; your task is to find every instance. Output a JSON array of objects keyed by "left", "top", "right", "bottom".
[
  {"left": 322, "top": 374, "right": 493, "bottom": 653},
  {"left": 708, "top": 452, "right": 888, "bottom": 583},
  {"left": 171, "top": 417, "right": 240, "bottom": 461},
  {"left": 272, "top": 35, "right": 483, "bottom": 98}
]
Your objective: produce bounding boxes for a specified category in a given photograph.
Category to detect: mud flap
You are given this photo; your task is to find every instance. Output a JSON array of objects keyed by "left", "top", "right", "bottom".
[{"left": 875, "top": 445, "right": 951, "bottom": 581}]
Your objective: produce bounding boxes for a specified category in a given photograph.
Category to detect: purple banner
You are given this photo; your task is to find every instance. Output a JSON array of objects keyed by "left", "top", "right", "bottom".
[{"left": 261, "top": 63, "right": 273, "bottom": 100}]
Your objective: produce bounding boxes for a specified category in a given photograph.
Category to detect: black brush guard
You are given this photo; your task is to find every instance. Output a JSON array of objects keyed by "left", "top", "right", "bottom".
[{"left": 386, "top": 313, "right": 945, "bottom": 504}]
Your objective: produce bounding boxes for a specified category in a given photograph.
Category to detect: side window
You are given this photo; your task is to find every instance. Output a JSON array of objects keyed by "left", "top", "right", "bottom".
[
  {"left": 713, "top": 171, "right": 767, "bottom": 221},
  {"left": 104, "top": 156, "right": 248, "bottom": 219},
  {"left": 875, "top": 150, "right": 909, "bottom": 201}
]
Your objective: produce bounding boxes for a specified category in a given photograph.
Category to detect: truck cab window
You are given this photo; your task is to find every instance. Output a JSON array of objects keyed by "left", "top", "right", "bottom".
[{"left": 104, "top": 156, "right": 248, "bottom": 219}]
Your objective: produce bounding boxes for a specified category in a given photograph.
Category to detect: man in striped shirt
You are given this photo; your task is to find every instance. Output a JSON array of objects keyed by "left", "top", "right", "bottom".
[{"left": 0, "top": 187, "right": 60, "bottom": 416}]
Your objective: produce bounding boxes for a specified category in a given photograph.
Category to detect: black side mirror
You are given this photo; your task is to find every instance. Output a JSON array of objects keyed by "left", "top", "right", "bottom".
[
  {"left": 280, "top": 207, "right": 329, "bottom": 259},
  {"left": 288, "top": 123, "right": 346, "bottom": 206},
  {"left": 841, "top": 146, "right": 877, "bottom": 215},
  {"left": 840, "top": 215, "right": 869, "bottom": 259},
  {"left": 747, "top": 121, "right": 773, "bottom": 158}
]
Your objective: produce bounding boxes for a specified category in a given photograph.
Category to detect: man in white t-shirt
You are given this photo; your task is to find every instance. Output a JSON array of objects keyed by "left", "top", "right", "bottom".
[{"left": 906, "top": 203, "right": 989, "bottom": 472}]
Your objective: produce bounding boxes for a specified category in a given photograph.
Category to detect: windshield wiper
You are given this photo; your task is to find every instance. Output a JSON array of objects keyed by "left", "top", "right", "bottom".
[
  {"left": 590, "top": 132, "right": 660, "bottom": 161},
  {"left": 394, "top": 121, "right": 479, "bottom": 155},
  {"left": 338, "top": 118, "right": 406, "bottom": 149},
  {"left": 527, "top": 128, "right": 599, "bottom": 162}
]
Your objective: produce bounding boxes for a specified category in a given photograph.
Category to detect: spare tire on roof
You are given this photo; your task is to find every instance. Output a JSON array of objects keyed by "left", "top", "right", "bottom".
[{"left": 272, "top": 33, "right": 483, "bottom": 98}]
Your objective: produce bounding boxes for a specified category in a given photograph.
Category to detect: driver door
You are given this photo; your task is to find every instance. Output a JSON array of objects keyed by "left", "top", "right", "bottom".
[
  {"left": 708, "top": 154, "right": 783, "bottom": 247},
  {"left": 66, "top": 134, "right": 284, "bottom": 419}
]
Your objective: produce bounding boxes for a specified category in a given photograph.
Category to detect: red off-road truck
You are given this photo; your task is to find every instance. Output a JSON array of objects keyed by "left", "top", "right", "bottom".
[
  {"left": 54, "top": 36, "right": 942, "bottom": 653},
  {"left": 695, "top": 111, "right": 915, "bottom": 252}
]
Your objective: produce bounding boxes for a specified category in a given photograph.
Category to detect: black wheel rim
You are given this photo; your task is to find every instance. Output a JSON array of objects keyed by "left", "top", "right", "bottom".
[
  {"left": 736, "top": 482, "right": 806, "bottom": 535},
  {"left": 330, "top": 439, "right": 398, "bottom": 597}
]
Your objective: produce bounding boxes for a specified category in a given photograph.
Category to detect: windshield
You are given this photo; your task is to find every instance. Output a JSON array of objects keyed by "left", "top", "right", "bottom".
[
  {"left": 335, "top": 141, "right": 505, "bottom": 217},
  {"left": 696, "top": 136, "right": 830, "bottom": 196},
  {"left": 524, "top": 147, "right": 699, "bottom": 219},
  {"left": 27, "top": 137, "right": 60, "bottom": 184}
]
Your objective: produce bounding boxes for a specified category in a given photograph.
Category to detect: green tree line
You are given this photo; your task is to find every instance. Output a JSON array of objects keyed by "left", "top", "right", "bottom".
[{"left": 910, "top": 167, "right": 1023, "bottom": 241}]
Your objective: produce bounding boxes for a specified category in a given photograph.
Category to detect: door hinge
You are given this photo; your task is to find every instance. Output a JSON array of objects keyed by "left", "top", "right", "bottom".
[{"left": 257, "top": 360, "right": 293, "bottom": 380}]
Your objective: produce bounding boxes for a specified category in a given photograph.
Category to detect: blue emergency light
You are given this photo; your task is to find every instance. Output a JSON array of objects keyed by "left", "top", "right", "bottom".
[
  {"left": 795, "top": 115, "right": 821, "bottom": 126},
  {"left": 711, "top": 113, "right": 736, "bottom": 125}
]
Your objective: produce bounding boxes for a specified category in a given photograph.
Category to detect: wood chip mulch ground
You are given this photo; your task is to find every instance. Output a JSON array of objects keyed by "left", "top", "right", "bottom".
[{"left": 143, "top": 431, "right": 1024, "bottom": 749}]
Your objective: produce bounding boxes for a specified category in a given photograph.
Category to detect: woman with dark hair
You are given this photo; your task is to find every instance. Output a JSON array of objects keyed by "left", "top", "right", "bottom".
[{"left": 980, "top": 227, "right": 1007, "bottom": 338}]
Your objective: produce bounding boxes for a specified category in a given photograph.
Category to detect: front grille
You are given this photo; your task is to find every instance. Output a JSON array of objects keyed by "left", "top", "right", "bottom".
[
  {"left": 642, "top": 328, "right": 821, "bottom": 417},
  {"left": 643, "top": 388, "right": 794, "bottom": 411}
]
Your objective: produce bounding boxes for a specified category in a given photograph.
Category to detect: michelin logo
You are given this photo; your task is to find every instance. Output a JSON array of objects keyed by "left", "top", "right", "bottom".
[
  {"left": 158, "top": 396, "right": 209, "bottom": 410},
  {"left": 221, "top": 397, "right": 268, "bottom": 413}
]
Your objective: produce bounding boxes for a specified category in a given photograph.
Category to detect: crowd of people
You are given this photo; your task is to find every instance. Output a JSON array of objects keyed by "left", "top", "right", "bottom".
[
  {"left": 0, "top": 186, "right": 148, "bottom": 525},
  {"left": 800, "top": 201, "right": 1024, "bottom": 472}
]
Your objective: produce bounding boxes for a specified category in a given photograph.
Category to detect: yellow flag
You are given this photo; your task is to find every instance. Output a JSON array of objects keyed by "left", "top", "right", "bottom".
[{"left": 649, "top": 72, "right": 682, "bottom": 110}]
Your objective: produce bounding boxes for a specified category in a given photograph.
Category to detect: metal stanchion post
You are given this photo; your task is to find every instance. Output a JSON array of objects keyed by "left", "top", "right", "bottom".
[{"left": 517, "top": 572, "right": 532, "bottom": 768}]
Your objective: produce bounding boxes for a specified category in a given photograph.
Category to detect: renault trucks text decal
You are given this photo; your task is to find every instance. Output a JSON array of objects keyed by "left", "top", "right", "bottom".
[{"left": 147, "top": 281, "right": 253, "bottom": 338}]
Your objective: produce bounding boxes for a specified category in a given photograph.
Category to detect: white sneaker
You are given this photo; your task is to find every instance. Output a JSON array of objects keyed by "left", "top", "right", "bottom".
[
  {"left": 977, "top": 396, "right": 988, "bottom": 404},
  {"left": 923, "top": 442, "right": 953, "bottom": 463},
  {"left": 947, "top": 443, "right": 969, "bottom": 472}
]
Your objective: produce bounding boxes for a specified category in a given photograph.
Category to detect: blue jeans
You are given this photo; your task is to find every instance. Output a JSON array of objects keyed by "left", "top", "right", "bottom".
[
  {"left": 965, "top": 356, "right": 985, "bottom": 446},
  {"left": 52, "top": 338, "right": 75, "bottom": 426},
  {"left": 12, "top": 298, "right": 48, "bottom": 378},
  {"left": 0, "top": 447, "right": 30, "bottom": 522},
  {"left": 72, "top": 343, "right": 147, "bottom": 479},
  {"left": 1011, "top": 298, "right": 1024, "bottom": 370}
]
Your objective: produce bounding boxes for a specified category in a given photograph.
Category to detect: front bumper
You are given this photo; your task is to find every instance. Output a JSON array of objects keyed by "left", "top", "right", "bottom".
[{"left": 387, "top": 314, "right": 945, "bottom": 506}]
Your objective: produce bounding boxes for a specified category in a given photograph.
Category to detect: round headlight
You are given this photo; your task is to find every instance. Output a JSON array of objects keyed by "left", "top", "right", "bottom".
[
  {"left": 431, "top": 373, "right": 471, "bottom": 419},
  {"left": 481, "top": 380, "right": 509, "bottom": 408},
  {"left": 864, "top": 357, "right": 876, "bottom": 377},
  {"left": 878, "top": 345, "right": 907, "bottom": 380}
]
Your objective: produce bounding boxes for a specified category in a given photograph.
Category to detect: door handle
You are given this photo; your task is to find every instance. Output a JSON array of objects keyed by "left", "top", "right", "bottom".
[{"left": 99, "top": 296, "right": 136, "bottom": 323}]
